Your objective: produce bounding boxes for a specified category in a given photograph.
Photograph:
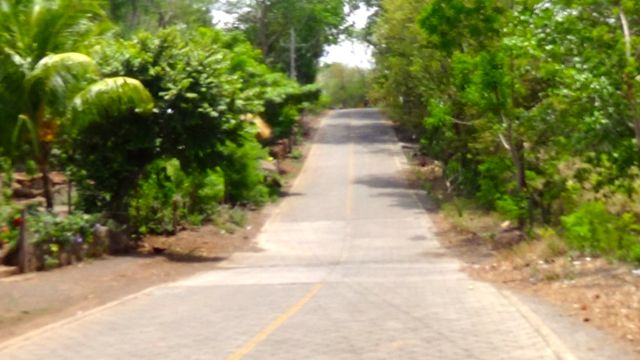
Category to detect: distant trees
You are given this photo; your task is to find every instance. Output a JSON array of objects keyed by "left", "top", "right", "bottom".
[
  {"left": 317, "top": 63, "right": 370, "bottom": 108},
  {"left": 107, "top": 0, "right": 214, "bottom": 32},
  {"left": 224, "top": 0, "right": 352, "bottom": 84}
]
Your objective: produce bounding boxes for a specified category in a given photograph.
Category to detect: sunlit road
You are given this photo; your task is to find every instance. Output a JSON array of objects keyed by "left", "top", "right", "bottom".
[{"left": 0, "top": 110, "right": 632, "bottom": 359}]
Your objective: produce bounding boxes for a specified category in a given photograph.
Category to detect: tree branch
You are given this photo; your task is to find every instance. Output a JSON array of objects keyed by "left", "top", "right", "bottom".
[{"left": 619, "top": 7, "right": 632, "bottom": 60}]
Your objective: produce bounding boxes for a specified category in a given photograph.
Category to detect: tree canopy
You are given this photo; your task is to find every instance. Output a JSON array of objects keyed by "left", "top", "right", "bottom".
[
  {"left": 371, "top": 0, "right": 640, "bottom": 261},
  {"left": 224, "top": 0, "right": 352, "bottom": 84}
]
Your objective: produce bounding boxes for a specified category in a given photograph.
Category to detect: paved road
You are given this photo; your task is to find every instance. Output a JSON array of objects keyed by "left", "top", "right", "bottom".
[{"left": 0, "top": 110, "right": 633, "bottom": 359}]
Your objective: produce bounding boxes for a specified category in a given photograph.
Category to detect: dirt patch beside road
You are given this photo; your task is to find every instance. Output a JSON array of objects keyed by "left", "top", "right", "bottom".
[
  {"left": 0, "top": 209, "right": 267, "bottom": 343},
  {"left": 392, "top": 121, "right": 640, "bottom": 356},
  {"left": 428, "top": 195, "right": 640, "bottom": 356}
]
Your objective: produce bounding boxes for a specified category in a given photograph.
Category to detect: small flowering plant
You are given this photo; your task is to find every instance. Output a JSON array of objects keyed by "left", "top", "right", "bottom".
[
  {"left": 0, "top": 205, "right": 20, "bottom": 255},
  {"left": 29, "top": 212, "right": 98, "bottom": 268},
  {"left": 30, "top": 212, "right": 97, "bottom": 247}
]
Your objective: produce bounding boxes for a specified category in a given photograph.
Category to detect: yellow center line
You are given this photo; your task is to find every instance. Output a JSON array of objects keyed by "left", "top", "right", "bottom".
[
  {"left": 346, "top": 143, "right": 355, "bottom": 219},
  {"left": 226, "top": 283, "right": 324, "bottom": 360},
  {"left": 346, "top": 120, "right": 355, "bottom": 219}
]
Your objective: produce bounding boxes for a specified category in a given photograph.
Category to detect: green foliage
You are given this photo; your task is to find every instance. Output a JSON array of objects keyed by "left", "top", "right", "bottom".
[
  {"left": 227, "top": 0, "right": 349, "bottom": 84},
  {"left": 218, "top": 135, "right": 270, "bottom": 206},
  {"left": 372, "top": 0, "right": 640, "bottom": 261},
  {"left": 561, "top": 203, "right": 640, "bottom": 263},
  {"left": 0, "top": 156, "right": 12, "bottom": 203},
  {"left": 0, "top": 0, "right": 107, "bottom": 153},
  {"left": 29, "top": 211, "right": 99, "bottom": 269},
  {"left": 0, "top": 204, "right": 20, "bottom": 253},
  {"left": 263, "top": 85, "right": 320, "bottom": 138},
  {"left": 1, "top": 3, "right": 318, "bottom": 238},
  {"left": 107, "top": 0, "right": 213, "bottom": 33},
  {"left": 69, "top": 27, "right": 308, "bottom": 221},
  {"left": 494, "top": 195, "right": 527, "bottom": 223},
  {"left": 317, "top": 63, "right": 370, "bottom": 108},
  {"left": 129, "top": 158, "right": 225, "bottom": 235},
  {"left": 30, "top": 212, "right": 97, "bottom": 247}
]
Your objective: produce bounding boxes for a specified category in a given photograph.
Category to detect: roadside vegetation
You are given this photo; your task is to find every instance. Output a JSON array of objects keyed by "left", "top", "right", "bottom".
[
  {"left": 0, "top": 0, "right": 361, "bottom": 272},
  {"left": 370, "top": 0, "right": 640, "bottom": 264},
  {"left": 317, "top": 63, "right": 371, "bottom": 108}
]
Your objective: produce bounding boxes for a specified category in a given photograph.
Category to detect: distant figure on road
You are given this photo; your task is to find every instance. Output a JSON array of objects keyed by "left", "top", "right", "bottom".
[{"left": 363, "top": 99, "right": 370, "bottom": 108}]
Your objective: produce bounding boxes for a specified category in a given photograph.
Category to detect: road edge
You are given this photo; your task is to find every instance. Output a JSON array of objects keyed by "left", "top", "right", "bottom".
[
  {"left": 382, "top": 111, "right": 578, "bottom": 360},
  {"left": 0, "top": 111, "right": 331, "bottom": 354}
]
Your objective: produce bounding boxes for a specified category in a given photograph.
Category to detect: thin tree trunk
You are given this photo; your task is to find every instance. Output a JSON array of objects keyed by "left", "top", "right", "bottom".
[
  {"left": 129, "top": 0, "right": 140, "bottom": 30},
  {"left": 619, "top": 7, "right": 640, "bottom": 149},
  {"left": 39, "top": 147, "right": 53, "bottom": 210},
  {"left": 40, "top": 163, "right": 53, "bottom": 210},
  {"left": 257, "top": 0, "right": 269, "bottom": 57},
  {"left": 500, "top": 111, "right": 528, "bottom": 229}
]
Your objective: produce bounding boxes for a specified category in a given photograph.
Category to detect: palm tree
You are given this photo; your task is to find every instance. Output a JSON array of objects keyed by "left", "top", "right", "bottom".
[
  {"left": 14, "top": 53, "right": 153, "bottom": 210},
  {"left": 0, "top": 0, "right": 106, "bottom": 146},
  {"left": 0, "top": 0, "right": 153, "bottom": 210}
]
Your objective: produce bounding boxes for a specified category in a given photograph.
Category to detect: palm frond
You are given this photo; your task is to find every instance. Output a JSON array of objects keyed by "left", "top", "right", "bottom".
[
  {"left": 69, "top": 77, "right": 154, "bottom": 131},
  {"left": 26, "top": 52, "right": 100, "bottom": 118},
  {"left": 0, "top": 0, "right": 108, "bottom": 63}
]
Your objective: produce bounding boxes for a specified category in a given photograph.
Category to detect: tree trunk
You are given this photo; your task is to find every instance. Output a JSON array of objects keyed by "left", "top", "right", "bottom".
[
  {"left": 129, "top": 0, "right": 140, "bottom": 30},
  {"left": 257, "top": 0, "right": 269, "bottom": 57},
  {"left": 500, "top": 112, "right": 528, "bottom": 229},
  {"left": 38, "top": 149, "right": 53, "bottom": 210},
  {"left": 619, "top": 7, "right": 640, "bottom": 149}
]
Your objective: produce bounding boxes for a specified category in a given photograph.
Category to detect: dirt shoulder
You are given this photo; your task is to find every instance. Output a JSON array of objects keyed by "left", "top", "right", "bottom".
[
  {"left": 0, "top": 112, "right": 324, "bottom": 344},
  {"left": 0, "top": 197, "right": 269, "bottom": 344},
  {"left": 397, "top": 153, "right": 640, "bottom": 355},
  {"left": 431, "top": 212, "right": 640, "bottom": 354}
]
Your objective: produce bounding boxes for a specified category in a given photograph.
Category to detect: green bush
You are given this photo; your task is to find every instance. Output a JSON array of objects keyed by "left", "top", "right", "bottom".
[
  {"left": 317, "top": 63, "right": 371, "bottom": 108},
  {"left": 29, "top": 212, "right": 98, "bottom": 269},
  {"left": 72, "top": 27, "right": 311, "bottom": 219},
  {"left": 495, "top": 195, "right": 527, "bottom": 222},
  {"left": 262, "top": 85, "right": 320, "bottom": 139},
  {"left": 129, "top": 158, "right": 225, "bottom": 235},
  {"left": 561, "top": 202, "right": 640, "bottom": 263},
  {"left": 218, "top": 135, "right": 270, "bottom": 206}
]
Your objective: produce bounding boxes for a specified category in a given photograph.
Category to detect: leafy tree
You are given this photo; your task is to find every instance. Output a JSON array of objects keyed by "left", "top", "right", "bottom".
[
  {"left": 0, "top": 0, "right": 111, "bottom": 209},
  {"left": 76, "top": 27, "right": 312, "bottom": 215},
  {"left": 107, "top": 0, "right": 214, "bottom": 32},
  {"left": 371, "top": 0, "right": 640, "bottom": 236},
  {"left": 224, "top": 0, "right": 349, "bottom": 84},
  {"left": 317, "top": 63, "right": 370, "bottom": 108}
]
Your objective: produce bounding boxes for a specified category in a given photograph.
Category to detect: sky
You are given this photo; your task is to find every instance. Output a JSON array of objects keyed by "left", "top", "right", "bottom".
[
  {"left": 210, "top": 5, "right": 375, "bottom": 69},
  {"left": 320, "top": 7, "right": 374, "bottom": 69}
]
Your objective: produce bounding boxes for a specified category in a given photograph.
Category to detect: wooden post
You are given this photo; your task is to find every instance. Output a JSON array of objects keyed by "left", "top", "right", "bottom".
[{"left": 17, "top": 208, "right": 32, "bottom": 273}]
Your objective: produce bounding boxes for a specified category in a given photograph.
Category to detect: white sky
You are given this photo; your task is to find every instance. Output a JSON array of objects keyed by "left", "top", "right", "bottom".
[
  {"left": 321, "top": 7, "right": 374, "bottom": 69},
  {"left": 211, "top": 5, "right": 374, "bottom": 69}
]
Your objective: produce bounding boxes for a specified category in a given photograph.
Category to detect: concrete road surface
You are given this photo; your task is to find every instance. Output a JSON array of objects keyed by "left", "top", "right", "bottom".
[{"left": 0, "top": 110, "right": 635, "bottom": 359}]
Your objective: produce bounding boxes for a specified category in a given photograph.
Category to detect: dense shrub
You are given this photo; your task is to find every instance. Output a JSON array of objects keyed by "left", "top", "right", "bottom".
[
  {"left": 129, "top": 158, "right": 225, "bottom": 235},
  {"left": 262, "top": 85, "right": 321, "bottom": 139},
  {"left": 317, "top": 63, "right": 371, "bottom": 108},
  {"left": 69, "top": 107, "right": 156, "bottom": 217},
  {"left": 561, "top": 202, "right": 640, "bottom": 263},
  {"left": 218, "top": 134, "right": 270, "bottom": 206},
  {"left": 29, "top": 212, "right": 99, "bottom": 269},
  {"left": 64, "top": 27, "right": 316, "bottom": 232}
]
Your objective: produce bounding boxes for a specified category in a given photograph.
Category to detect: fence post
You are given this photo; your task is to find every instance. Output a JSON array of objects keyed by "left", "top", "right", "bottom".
[{"left": 17, "top": 208, "right": 32, "bottom": 273}]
